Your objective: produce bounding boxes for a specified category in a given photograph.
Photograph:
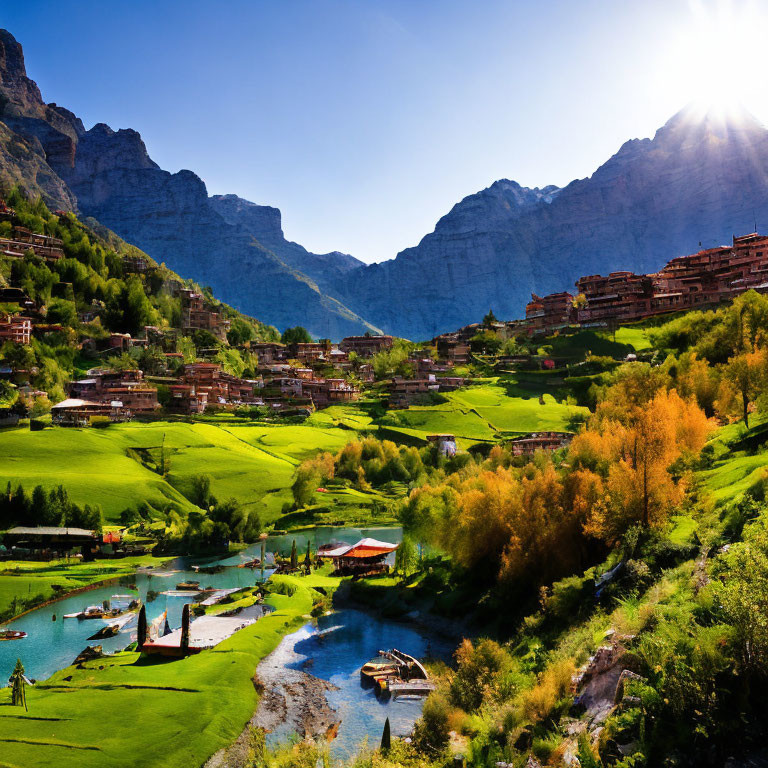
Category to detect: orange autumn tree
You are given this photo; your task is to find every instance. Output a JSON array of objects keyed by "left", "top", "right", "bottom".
[
  {"left": 573, "top": 388, "right": 711, "bottom": 544},
  {"left": 401, "top": 459, "right": 585, "bottom": 590}
]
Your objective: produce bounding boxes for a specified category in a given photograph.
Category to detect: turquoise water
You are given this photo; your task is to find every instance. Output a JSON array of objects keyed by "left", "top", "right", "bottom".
[
  {"left": 0, "top": 525, "right": 444, "bottom": 757},
  {"left": 282, "top": 610, "right": 451, "bottom": 760},
  {"left": 0, "top": 526, "right": 402, "bottom": 682}
]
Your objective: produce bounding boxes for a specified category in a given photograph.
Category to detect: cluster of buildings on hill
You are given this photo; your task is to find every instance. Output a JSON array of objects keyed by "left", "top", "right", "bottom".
[
  {"left": 0, "top": 225, "right": 65, "bottom": 345},
  {"left": 48, "top": 335, "right": 399, "bottom": 425},
  {"left": 524, "top": 233, "right": 768, "bottom": 335},
  {"left": 0, "top": 224, "right": 64, "bottom": 262}
]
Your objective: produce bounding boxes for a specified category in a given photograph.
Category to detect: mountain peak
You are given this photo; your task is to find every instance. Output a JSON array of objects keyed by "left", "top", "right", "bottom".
[
  {"left": 0, "top": 28, "right": 44, "bottom": 117},
  {"left": 655, "top": 102, "right": 766, "bottom": 146}
]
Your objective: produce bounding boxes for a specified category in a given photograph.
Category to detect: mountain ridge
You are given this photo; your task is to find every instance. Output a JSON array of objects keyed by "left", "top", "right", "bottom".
[
  {"left": 330, "top": 104, "right": 768, "bottom": 338},
  {"left": 0, "top": 29, "right": 377, "bottom": 340},
  {"left": 3, "top": 27, "right": 768, "bottom": 340}
]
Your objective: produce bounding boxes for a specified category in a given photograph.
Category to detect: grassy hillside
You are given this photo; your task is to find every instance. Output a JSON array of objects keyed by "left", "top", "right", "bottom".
[
  {"left": 0, "top": 420, "right": 363, "bottom": 523},
  {"left": 380, "top": 380, "right": 588, "bottom": 446}
]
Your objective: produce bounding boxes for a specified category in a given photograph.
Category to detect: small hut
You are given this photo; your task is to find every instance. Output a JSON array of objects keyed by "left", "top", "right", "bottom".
[{"left": 318, "top": 538, "right": 399, "bottom": 576}]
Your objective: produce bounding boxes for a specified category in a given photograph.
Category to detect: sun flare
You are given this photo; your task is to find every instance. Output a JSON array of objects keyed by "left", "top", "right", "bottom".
[{"left": 665, "top": 0, "right": 768, "bottom": 121}]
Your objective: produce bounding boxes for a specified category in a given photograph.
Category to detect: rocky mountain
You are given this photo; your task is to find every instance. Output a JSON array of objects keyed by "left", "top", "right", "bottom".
[
  {"left": 4, "top": 27, "right": 768, "bottom": 341},
  {"left": 0, "top": 29, "right": 375, "bottom": 340},
  {"left": 333, "top": 105, "right": 768, "bottom": 339},
  {"left": 208, "top": 194, "right": 362, "bottom": 296}
]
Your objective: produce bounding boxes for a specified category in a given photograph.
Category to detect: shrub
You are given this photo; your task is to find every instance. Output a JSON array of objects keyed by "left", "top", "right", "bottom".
[
  {"left": 413, "top": 691, "right": 451, "bottom": 753},
  {"left": 520, "top": 657, "right": 576, "bottom": 724},
  {"left": 450, "top": 638, "right": 513, "bottom": 712}
]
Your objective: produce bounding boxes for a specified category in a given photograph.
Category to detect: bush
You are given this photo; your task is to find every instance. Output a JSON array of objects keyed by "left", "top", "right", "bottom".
[
  {"left": 89, "top": 415, "right": 111, "bottom": 428},
  {"left": 520, "top": 658, "right": 575, "bottom": 724},
  {"left": 413, "top": 691, "right": 451, "bottom": 753},
  {"left": 450, "top": 638, "right": 513, "bottom": 712}
]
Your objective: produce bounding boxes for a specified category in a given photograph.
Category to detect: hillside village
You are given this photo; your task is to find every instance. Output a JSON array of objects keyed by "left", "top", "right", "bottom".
[
  {"left": 0, "top": 192, "right": 486, "bottom": 427},
  {"left": 4, "top": 131, "right": 768, "bottom": 768}
]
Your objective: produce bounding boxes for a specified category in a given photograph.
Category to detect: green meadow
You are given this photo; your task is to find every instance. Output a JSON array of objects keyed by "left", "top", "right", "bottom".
[
  {"left": 0, "top": 572, "right": 338, "bottom": 768},
  {"left": 0, "top": 420, "right": 358, "bottom": 523},
  {"left": 381, "top": 380, "right": 588, "bottom": 445},
  {"left": 693, "top": 414, "right": 768, "bottom": 506},
  {"left": 0, "top": 382, "right": 589, "bottom": 521}
]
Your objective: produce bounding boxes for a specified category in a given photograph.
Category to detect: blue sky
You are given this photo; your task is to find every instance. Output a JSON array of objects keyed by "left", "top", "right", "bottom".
[{"left": 5, "top": 0, "right": 766, "bottom": 262}]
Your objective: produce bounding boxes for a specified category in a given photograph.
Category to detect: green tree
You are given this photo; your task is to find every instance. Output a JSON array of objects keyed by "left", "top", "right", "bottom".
[
  {"left": 304, "top": 541, "right": 312, "bottom": 573},
  {"left": 290, "top": 539, "right": 298, "bottom": 570},
  {"left": 0, "top": 342, "right": 36, "bottom": 371},
  {"left": 482, "top": 308, "right": 498, "bottom": 327},
  {"left": 227, "top": 317, "right": 255, "bottom": 347},
  {"left": 281, "top": 326, "right": 313, "bottom": 345},
  {"left": 394, "top": 535, "right": 417, "bottom": 576},
  {"left": 190, "top": 474, "right": 213, "bottom": 508},
  {"left": 46, "top": 298, "right": 77, "bottom": 326},
  {"left": 10, "top": 658, "right": 27, "bottom": 710},
  {"left": 380, "top": 716, "right": 391, "bottom": 753},
  {"left": 180, "top": 603, "right": 191, "bottom": 654},
  {"left": 137, "top": 605, "right": 147, "bottom": 649}
]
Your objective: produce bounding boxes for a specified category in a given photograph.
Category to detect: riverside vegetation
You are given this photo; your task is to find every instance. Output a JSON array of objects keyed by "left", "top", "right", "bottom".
[
  {"left": 251, "top": 292, "right": 768, "bottom": 767},
  {"left": 4, "top": 193, "right": 768, "bottom": 765}
]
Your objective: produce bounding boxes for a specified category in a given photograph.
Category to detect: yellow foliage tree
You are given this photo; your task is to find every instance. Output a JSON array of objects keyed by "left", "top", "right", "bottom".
[{"left": 582, "top": 389, "right": 711, "bottom": 543}]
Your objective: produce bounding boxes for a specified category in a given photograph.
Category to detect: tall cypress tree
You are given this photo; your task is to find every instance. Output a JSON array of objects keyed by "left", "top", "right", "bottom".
[
  {"left": 304, "top": 541, "right": 312, "bottom": 573},
  {"left": 380, "top": 717, "right": 391, "bottom": 753},
  {"left": 290, "top": 540, "right": 298, "bottom": 570},
  {"left": 180, "top": 603, "right": 191, "bottom": 655},
  {"left": 137, "top": 604, "right": 147, "bottom": 649}
]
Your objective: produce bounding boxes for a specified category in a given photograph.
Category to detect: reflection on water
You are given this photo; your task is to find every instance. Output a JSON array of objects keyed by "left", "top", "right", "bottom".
[{"left": 0, "top": 526, "right": 402, "bottom": 682}]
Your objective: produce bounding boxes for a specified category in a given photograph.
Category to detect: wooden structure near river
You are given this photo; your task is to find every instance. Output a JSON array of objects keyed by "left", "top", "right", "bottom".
[
  {"left": 361, "top": 648, "right": 436, "bottom": 698},
  {"left": 318, "top": 538, "right": 399, "bottom": 577}
]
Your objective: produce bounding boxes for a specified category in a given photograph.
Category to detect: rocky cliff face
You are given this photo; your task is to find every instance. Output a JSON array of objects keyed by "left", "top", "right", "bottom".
[
  {"left": 0, "top": 29, "right": 375, "bottom": 339},
  {"left": 208, "top": 194, "right": 363, "bottom": 296},
  {"left": 334, "top": 106, "right": 768, "bottom": 339},
  {"left": 3, "top": 27, "right": 768, "bottom": 341}
]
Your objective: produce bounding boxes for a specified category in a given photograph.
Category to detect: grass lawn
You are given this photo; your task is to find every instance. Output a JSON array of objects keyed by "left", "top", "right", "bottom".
[
  {"left": 0, "top": 556, "right": 171, "bottom": 619},
  {"left": 378, "top": 381, "right": 588, "bottom": 445},
  {"left": 449, "top": 384, "right": 588, "bottom": 435},
  {"left": 698, "top": 452, "right": 768, "bottom": 505},
  {"left": 539, "top": 329, "right": 635, "bottom": 360},
  {"left": 0, "top": 420, "right": 364, "bottom": 524},
  {"left": 612, "top": 325, "right": 652, "bottom": 351},
  {"left": 696, "top": 415, "right": 768, "bottom": 506},
  {"left": 0, "top": 572, "right": 338, "bottom": 768}
]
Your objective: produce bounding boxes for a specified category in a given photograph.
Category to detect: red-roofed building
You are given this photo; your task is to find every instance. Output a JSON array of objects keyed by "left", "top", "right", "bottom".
[{"left": 318, "top": 537, "right": 399, "bottom": 576}]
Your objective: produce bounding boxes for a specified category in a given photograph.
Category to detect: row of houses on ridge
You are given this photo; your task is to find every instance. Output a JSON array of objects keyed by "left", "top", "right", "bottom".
[{"left": 525, "top": 233, "right": 768, "bottom": 334}]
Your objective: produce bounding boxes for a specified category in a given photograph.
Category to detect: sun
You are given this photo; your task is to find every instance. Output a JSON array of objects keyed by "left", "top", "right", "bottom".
[{"left": 663, "top": 0, "right": 768, "bottom": 121}]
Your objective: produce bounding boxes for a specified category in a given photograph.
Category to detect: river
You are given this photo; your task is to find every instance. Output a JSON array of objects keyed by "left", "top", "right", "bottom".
[
  {"left": 0, "top": 526, "right": 449, "bottom": 757},
  {"left": 262, "top": 609, "right": 453, "bottom": 760}
]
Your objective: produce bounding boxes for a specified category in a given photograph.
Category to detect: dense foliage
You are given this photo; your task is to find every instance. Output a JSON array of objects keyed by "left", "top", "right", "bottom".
[{"left": 0, "top": 188, "right": 278, "bottom": 406}]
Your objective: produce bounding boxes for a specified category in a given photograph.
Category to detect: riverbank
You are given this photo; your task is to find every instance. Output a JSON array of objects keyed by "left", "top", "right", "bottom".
[
  {"left": 0, "top": 555, "right": 172, "bottom": 622},
  {"left": 0, "top": 572, "right": 338, "bottom": 768}
]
